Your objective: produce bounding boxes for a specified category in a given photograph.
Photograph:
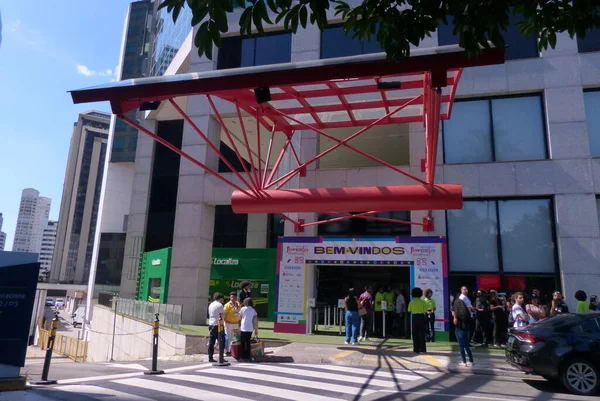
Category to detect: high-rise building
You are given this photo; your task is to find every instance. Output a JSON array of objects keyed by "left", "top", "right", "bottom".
[
  {"left": 39, "top": 220, "right": 58, "bottom": 278},
  {"left": 0, "top": 212, "right": 6, "bottom": 251},
  {"left": 50, "top": 111, "right": 110, "bottom": 284},
  {"left": 12, "top": 189, "right": 51, "bottom": 254},
  {"left": 95, "top": 0, "right": 154, "bottom": 294}
]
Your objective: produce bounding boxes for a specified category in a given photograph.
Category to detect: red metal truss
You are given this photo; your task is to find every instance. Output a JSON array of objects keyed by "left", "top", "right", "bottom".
[{"left": 70, "top": 46, "right": 505, "bottom": 230}]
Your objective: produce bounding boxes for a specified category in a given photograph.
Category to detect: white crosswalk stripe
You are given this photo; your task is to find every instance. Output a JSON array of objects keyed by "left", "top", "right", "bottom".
[{"left": 39, "top": 362, "right": 434, "bottom": 401}]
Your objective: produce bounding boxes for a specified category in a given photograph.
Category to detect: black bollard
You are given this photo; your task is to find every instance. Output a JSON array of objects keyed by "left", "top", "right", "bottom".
[
  {"left": 213, "top": 316, "right": 230, "bottom": 367},
  {"left": 144, "top": 313, "right": 165, "bottom": 375},
  {"left": 31, "top": 312, "right": 59, "bottom": 385}
]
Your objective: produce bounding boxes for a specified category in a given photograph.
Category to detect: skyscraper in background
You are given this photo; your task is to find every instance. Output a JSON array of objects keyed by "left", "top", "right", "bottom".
[
  {"left": 39, "top": 220, "right": 58, "bottom": 280},
  {"left": 0, "top": 213, "right": 6, "bottom": 251},
  {"left": 12, "top": 188, "right": 51, "bottom": 254},
  {"left": 50, "top": 111, "right": 110, "bottom": 284}
]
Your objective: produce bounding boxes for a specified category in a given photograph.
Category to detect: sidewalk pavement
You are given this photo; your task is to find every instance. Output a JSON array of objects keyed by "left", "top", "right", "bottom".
[{"left": 158, "top": 341, "right": 522, "bottom": 378}]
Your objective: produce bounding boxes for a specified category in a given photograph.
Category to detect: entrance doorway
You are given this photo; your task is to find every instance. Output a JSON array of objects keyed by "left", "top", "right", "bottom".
[{"left": 316, "top": 264, "right": 410, "bottom": 304}]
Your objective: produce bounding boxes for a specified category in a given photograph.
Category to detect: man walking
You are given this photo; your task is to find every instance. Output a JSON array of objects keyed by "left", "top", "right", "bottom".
[
  {"left": 238, "top": 281, "right": 252, "bottom": 304},
  {"left": 223, "top": 291, "right": 241, "bottom": 355},
  {"left": 207, "top": 292, "right": 225, "bottom": 363}
]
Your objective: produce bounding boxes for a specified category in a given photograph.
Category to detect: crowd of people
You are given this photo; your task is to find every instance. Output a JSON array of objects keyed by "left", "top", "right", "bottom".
[{"left": 450, "top": 286, "right": 597, "bottom": 367}]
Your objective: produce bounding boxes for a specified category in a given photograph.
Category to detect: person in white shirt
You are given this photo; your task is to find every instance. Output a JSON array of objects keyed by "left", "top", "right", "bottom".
[
  {"left": 459, "top": 286, "right": 474, "bottom": 310},
  {"left": 239, "top": 297, "right": 258, "bottom": 361},
  {"left": 207, "top": 292, "right": 225, "bottom": 362},
  {"left": 511, "top": 292, "right": 529, "bottom": 329}
]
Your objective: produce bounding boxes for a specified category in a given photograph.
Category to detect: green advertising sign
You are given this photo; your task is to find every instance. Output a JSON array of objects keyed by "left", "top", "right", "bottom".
[
  {"left": 209, "top": 248, "right": 276, "bottom": 320},
  {"left": 138, "top": 248, "right": 171, "bottom": 303}
]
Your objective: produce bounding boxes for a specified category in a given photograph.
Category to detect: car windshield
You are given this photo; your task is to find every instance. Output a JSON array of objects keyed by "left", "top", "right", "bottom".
[{"left": 528, "top": 314, "right": 586, "bottom": 331}]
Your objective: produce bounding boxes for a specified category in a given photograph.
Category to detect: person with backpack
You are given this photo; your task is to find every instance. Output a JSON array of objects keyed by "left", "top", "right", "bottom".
[
  {"left": 453, "top": 295, "right": 474, "bottom": 367},
  {"left": 358, "top": 286, "right": 374, "bottom": 342}
]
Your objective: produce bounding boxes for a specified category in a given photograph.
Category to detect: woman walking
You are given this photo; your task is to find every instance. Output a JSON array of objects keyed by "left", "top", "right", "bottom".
[
  {"left": 407, "top": 287, "right": 427, "bottom": 354},
  {"left": 238, "top": 298, "right": 258, "bottom": 362},
  {"left": 424, "top": 288, "right": 436, "bottom": 342},
  {"left": 358, "top": 286, "right": 374, "bottom": 342},
  {"left": 344, "top": 288, "right": 360, "bottom": 345},
  {"left": 453, "top": 295, "right": 474, "bottom": 367}
]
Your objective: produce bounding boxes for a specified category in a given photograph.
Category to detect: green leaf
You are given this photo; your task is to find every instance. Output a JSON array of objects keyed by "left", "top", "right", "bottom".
[
  {"left": 253, "top": 6, "right": 265, "bottom": 33},
  {"left": 239, "top": 6, "right": 253, "bottom": 34},
  {"left": 299, "top": 6, "right": 308, "bottom": 29},
  {"left": 266, "top": 0, "right": 278, "bottom": 13},
  {"left": 191, "top": 5, "right": 209, "bottom": 25},
  {"left": 255, "top": 1, "right": 273, "bottom": 25},
  {"left": 548, "top": 31, "right": 557, "bottom": 48}
]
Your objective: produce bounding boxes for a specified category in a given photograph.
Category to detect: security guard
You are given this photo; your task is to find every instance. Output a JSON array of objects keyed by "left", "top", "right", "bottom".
[
  {"left": 383, "top": 286, "right": 395, "bottom": 337},
  {"left": 407, "top": 287, "right": 428, "bottom": 353}
]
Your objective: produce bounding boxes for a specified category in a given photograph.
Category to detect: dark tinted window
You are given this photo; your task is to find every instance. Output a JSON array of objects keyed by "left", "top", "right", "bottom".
[
  {"left": 145, "top": 120, "right": 183, "bottom": 252},
  {"left": 268, "top": 214, "right": 285, "bottom": 248},
  {"left": 218, "top": 33, "right": 292, "bottom": 70},
  {"left": 438, "top": 14, "right": 538, "bottom": 60},
  {"left": 213, "top": 205, "right": 248, "bottom": 247},
  {"left": 317, "top": 211, "right": 411, "bottom": 236},
  {"left": 530, "top": 314, "right": 585, "bottom": 331},
  {"left": 572, "top": 318, "right": 600, "bottom": 335},
  {"left": 321, "top": 25, "right": 382, "bottom": 59},
  {"left": 218, "top": 141, "right": 252, "bottom": 173},
  {"left": 577, "top": 30, "right": 600, "bottom": 53}
]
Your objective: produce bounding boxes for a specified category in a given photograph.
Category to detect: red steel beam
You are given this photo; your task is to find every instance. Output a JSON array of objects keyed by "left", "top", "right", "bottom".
[
  {"left": 167, "top": 98, "right": 258, "bottom": 195},
  {"left": 266, "top": 96, "right": 428, "bottom": 189},
  {"left": 207, "top": 95, "right": 261, "bottom": 190},
  {"left": 118, "top": 114, "right": 257, "bottom": 199},
  {"left": 231, "top": 184, "right": 463, "bottom": 214},
  {"left": 262, "top": 125, "right": 277, "bottom": 188},
  {"left": 234, "top": 102, "right": 261, "bottom": 188}
]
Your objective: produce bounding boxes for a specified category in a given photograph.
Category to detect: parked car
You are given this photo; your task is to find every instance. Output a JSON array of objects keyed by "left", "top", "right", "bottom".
[
  {"left": 505, "top": 312, "right": 600, "bottom": 396},
  {"left": 45, "top": 298, "right": 54, "bottom": 307},
  {"left": 72, "top": 305, "right": 85, "bottom": 328},
  {"left": 55, "top": 298, "right": 65, "bottom": 309}
]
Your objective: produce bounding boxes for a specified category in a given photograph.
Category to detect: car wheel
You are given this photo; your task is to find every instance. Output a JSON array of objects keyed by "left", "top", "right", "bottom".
[{"left": 561, "top": 358, "right": 599, "bottom": 396}]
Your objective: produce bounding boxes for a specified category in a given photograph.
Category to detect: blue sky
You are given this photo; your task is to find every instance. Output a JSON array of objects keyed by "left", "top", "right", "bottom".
[{"left": 0, "top": 2, "right": 129, "bottom": 250}]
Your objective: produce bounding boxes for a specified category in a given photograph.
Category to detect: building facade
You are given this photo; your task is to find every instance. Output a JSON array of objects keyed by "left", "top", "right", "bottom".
[
  {"left": 39, "top": 220, "right": 58, "bottom": 280},
  {"left": 12, "top": 188, "right": 51, "bottom": 254},
  {"left": 50, "top": 111, "right": 110, "bottom": 284},
  {"left": 106, "top": 11, "right": 600, "bottom": 325},
  {"left": 0, "top": 212, "right": 6, "bottom": 251}
]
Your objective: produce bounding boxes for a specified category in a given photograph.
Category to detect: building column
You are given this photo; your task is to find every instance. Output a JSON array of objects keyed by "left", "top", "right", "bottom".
[
  {"left": 168, "top": 51, "right": 219, "bottom": 325},
  {"left": 120, "top": 119, "right": 156, "bottom": 298}
]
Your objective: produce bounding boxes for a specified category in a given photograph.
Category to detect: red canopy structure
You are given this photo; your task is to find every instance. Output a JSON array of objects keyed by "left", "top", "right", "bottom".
[{"left": 70, "top": 44, "right": 504, "bottom": 232}]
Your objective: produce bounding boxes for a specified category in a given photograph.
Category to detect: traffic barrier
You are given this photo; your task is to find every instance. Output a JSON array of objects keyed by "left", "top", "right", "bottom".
[
  {"left": 31, "top": 312, "right": 59, "bottom": 385},
  {"left": 144, "top": 313, "right": 164, "bottom": 375}
]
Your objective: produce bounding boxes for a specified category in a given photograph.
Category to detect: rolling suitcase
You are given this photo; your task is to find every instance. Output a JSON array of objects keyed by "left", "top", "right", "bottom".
[{"left": 230, "top": 341, "right": 241, "bottom": 360}]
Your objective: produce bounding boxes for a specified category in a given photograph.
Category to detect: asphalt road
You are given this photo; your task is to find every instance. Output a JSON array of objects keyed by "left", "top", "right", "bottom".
[{"left": 9, "top": 361, "right": 600, "bottom": 401}]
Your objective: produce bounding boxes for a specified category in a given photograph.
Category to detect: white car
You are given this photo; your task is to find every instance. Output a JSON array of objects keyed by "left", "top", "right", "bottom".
[{"left": 55, "top": 298, "right": 65, "bottom": 309}]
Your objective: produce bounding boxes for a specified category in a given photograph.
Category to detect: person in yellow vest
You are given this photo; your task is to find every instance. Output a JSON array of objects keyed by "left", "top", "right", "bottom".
[
  {"left": 383, "top": 286, "right": 395, "bottom": 338},
  {"left": 424, "top": 288, "right": 437, "bottom": 342},
  {"left": 407, "top": 287, "right": 427, "bottom": 353},
  {"left": 223, "top": 291, "right": 241, "bottom": 355},
  {"left": 374, "top": 286, "right": 385, "bottom": 338}
]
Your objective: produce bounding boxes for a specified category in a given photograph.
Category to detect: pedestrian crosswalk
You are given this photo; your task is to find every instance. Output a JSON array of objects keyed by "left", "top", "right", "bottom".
[{"left": 34, "top": 363, "right": 437, "bottom": 401}]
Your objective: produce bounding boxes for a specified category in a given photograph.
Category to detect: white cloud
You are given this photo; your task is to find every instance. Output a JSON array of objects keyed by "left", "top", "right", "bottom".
[
  {"left": 8, "top": 18, "right": 22, "bottom": 33},
  {"left": 76, "top": 64, "right": 115, "bottom": 78}
]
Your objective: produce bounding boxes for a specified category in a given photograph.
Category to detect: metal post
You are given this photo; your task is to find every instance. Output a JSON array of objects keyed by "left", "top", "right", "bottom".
[
  {"left": 338, "top": 309, "right": 343, "bottom": 335},
  {"left": 382, "top": 310, "right": 386, "bottom": 338},
  {"left": 31, "top": 312, "right": 59, "bottom": 385},
  {"left": 213, "top": 316, "right": 230, "bottom": 366},
  {"left": 110, "top": 295, "right": 118, "bottom": 361},
  {"left": 144, "top": 313, "right": 164, "bottom": 375},
  {"left": 333, "top": 306, "right": 337, "bottom": 326}
]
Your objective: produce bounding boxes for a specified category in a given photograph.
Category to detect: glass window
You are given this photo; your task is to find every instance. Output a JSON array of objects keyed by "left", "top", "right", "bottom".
[
  {"left": 443, "top": 100, "right": 492, "bottom": 163},
  {"left": 492, "top": 96, "right": 546, "bottom": 161},
  {"left": 437, "top": 14, "right": 538, "bottom": 60},
  {"left": 572, "top": 319, "right": 600, "bottom": 335},
  {"left": 317, "top": 211, "right": 411, "bottom": 237},
  {"left": 444, "top": 96, "right": 546, "bottom": 164},
  {"left": 597, "top": 198, "right": 600, "bottom": 229},
  {"left": 321, "top": 25, "right": 382, "bottom": 59},
  {"left": 447, "top": 199, "right": 557, "bottom": 275},
  {"left": 447, "top": 201, "right": 499, "bottom": 272},
  {"left": 499, "top": 199, "right": 555, "bottom": 273},
  {"left": 213, "top": 205, "right": 248, "bottom": 248},
  {"left": 584, "top": 91, "right": 600, "bottom": 157},
  {"left": 577, "top": 30, "right": 600, "bottom": 53},
  {"left": 218, "top": 32, "right": 292, "bottom": 70}
]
